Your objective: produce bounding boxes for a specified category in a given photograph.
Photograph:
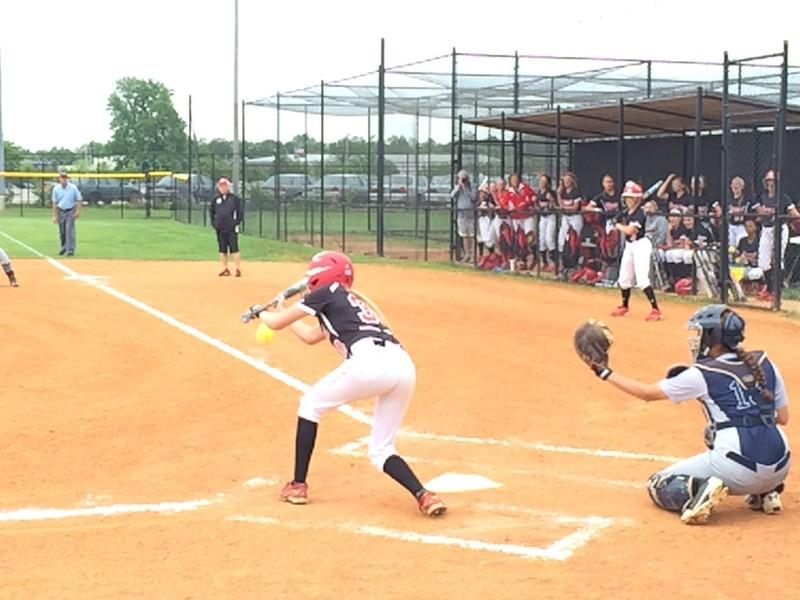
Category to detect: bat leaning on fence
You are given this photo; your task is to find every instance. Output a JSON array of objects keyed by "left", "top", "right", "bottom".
[{"left": 240, "top": 277, "right": 309, "bottom": 323}]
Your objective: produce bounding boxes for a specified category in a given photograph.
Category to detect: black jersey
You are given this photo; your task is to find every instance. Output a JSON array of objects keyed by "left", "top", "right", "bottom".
[
  {"left": 299, "top": 283, "right": 399, "bottom": 357},
  {"left": 594, "top": 191, "right": 619, "bottom": 216},
  {"left": 669, "top": 191, "right": 695, "bottom": 212},
  {"left": 751, "top": 193, "right": 795, "bottom": 227},
  {"left": 536, "top": 188, "right": 555, "bottom": 209},
  {"left": 616, "top": 205, "right": 647, "bottom": 241},
  {"left": 737, "top": 235, "right": 759, "bottom": 266}
]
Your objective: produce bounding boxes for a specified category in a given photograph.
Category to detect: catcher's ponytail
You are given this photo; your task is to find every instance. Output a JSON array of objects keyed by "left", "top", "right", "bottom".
[{"left": 734, "top": 346, "right": 774, "bottom": 403}]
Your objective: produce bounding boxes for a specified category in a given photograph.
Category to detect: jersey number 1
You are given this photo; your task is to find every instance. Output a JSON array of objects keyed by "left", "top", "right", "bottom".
[{"left": 347, "top": 293, "right": 380, "bottom": 325}]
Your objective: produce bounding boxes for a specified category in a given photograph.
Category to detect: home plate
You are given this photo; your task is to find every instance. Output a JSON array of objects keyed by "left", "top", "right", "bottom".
[{"left": 425, "top": 473, "right": 502, "bottom": 493}]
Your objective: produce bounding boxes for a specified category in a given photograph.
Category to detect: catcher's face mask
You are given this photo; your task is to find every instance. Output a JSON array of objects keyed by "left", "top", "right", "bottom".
[{"left": 687, "top": 323, "right": 704, "bottom": 362}]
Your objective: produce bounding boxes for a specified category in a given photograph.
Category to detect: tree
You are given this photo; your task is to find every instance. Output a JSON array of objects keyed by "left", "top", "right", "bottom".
[{"left": 107, "top": 78, "right": 187, "bottom": 169}]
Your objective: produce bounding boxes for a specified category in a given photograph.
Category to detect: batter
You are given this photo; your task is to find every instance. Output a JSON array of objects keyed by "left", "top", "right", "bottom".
[{"left": 248, "top": 251, "right": 447, "bottom": 516}]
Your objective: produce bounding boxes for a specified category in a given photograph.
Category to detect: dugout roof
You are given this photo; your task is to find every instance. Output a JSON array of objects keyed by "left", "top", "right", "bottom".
[{"left": 464, "top": 92, "right": 800, "bottom": 140}]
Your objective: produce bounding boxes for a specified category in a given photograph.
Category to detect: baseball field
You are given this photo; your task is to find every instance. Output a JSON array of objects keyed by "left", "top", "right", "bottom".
[{"left": 1, "top": 211, "right": 798, "bottom": 599}]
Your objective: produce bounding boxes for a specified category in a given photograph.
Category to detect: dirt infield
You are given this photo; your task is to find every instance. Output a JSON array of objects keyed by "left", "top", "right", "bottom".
[{"left": 2, "top": 254, "right": 799, "bottom": 599}]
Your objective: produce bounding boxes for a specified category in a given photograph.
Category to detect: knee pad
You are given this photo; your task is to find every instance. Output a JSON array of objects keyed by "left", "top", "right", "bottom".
[{"left": 647, "top": 473, "right": 697, "bottom": 512}]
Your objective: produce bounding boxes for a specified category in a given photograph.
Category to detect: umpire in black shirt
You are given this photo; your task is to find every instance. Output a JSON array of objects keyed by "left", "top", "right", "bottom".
[{"left": 210, "top": 177, "right": 243, "bottom": 277}]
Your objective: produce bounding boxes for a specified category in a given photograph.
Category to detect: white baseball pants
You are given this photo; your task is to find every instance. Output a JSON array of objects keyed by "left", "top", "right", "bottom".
[
  {"left": 298, "top": 339, "right": 415, "bottom": 470},
  {"left": 618, "top": 237, "right": 653, "bottom": 289}
]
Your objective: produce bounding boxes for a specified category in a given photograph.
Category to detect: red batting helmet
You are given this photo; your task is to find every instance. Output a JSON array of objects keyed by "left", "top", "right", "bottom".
[
  {"left": 621, "top": 180, "right": 643, "bottom": 198},
  {"left": 305, "top": 251, "right": 354, "bottom": 292}
]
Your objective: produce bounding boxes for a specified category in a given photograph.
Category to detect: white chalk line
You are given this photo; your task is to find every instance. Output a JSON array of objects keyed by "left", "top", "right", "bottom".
[
  {"left": 0, "top": 231, "right": 680, "bottom": 464},
  {"left": 226, "top": 506, "right": 620, "bottom": 561},
  {"left": 0, "top": 491, "right": 622, "bottom": 561},
  {"left": 0, "top": 499, "right": 212, "bottom": 523}
]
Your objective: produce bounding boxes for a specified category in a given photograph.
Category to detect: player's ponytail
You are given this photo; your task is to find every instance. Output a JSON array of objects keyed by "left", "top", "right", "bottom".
[{"left": 733, "top": 346, "right": 774, "bottom": 403}]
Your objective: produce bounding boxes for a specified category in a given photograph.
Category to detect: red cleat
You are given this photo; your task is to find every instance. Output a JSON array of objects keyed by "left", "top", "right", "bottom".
[
  {"left": 235, "top": 269, "right": 242, "bottom": 278},
  {"left": 279, "top": 481, "right": 308, "bottom": 505},
  {"left": 646, "top": 308, "right": 662, "bottom": 321},
  {"left": 219, "top": 268, "right": 231, "bottom": 277},
  {"left": 611, "top": 306, "right": 629, "bottom": 317},
  {"left": 417, "top": 491, "right": 447, "bottom": 517}
]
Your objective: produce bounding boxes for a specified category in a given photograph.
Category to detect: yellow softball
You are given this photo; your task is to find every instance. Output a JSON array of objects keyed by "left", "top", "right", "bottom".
[{"left": 255, "top": 322, "right": 275, "bottom": 344}]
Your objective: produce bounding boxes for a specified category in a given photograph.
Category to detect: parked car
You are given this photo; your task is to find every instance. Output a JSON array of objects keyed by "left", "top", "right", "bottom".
[
  {"left": 150, "top": 174, "right": 215, "bottom": 205},
  {"left": 428, "top": 175, "right": 453, "bottom": 193},
  {"left": 75, "top": 178, "right": 142, "bottom": 205},
  {"left": 311, "top": 174, "right": 368, "bottom": 204},
  {"left": 261, "top": 174, "right": 316, "bottom": 200}
]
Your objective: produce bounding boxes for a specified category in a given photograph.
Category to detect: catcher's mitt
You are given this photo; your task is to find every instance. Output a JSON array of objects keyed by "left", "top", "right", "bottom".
[{"left": 574, "top": 319, "right": 614, "bottom": 379}]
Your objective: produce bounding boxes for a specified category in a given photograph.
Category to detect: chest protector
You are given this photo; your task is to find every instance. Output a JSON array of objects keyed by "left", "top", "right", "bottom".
[{"left": 695, "top": 352, "right": 775, "bottom": 428}]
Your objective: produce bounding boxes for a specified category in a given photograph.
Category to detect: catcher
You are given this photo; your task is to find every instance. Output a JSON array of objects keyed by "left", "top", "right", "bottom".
[{"left": 574, "top": 305, "right": 790, "bottom": 524}]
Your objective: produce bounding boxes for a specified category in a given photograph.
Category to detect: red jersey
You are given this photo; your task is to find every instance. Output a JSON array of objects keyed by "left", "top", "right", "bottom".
[
  {"left": 507, "top": 183, "right": 534, "bottom": 219},
  {"left": 494, "top": 189, "right": 514, "bottom": 216}
]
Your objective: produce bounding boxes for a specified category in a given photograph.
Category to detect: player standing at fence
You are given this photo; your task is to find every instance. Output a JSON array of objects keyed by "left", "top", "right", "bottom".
[
  {"left": 536, "top": 175, "right": 557, "bottom": 271},
  {"left": 557, "top": 172, "right": 583, "bottom": 255},
  {"left": 247, "top": 251, "right": 447, "bottom": 516},
  {"left": 508, "top": 173, "right": 535, "bottom": 268},
  {"left": 210, "top": 177, "right": 243, "bottom": 277},
  {"left": 612, "top": 181, "right": 661, "bottom": 321},
  {"left": 713, "top": 176, "right": 751, "bottom": 248},
  {"left": 51, "top": 171, "right": 82, "bottom": 256},
  {"left": 752, "top": 170, "right": 799, "bottom": 301},
  {"left": 0, "top": 246, "right": 19, "bottom": 287}
]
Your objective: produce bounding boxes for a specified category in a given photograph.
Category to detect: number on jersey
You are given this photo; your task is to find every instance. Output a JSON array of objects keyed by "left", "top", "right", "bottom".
[{"left": 347, "top": 293, "right": 380, "bottom": 325}]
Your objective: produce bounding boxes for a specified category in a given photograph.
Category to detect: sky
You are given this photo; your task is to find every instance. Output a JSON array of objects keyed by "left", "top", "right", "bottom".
[{"left": 1, "top": 0, "right": 799, "bottom": 151}]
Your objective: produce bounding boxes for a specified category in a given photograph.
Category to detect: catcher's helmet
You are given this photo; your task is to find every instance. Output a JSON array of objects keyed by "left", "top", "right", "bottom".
[
  {"left": 687, "top": 304, "right": 745, "bottom": 360},
  {"left": 305, "top": 251, "right": 354, "bottom": 292}
]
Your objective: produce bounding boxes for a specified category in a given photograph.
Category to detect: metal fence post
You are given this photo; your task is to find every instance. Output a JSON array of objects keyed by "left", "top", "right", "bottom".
[
  {"left": 187, "top": 94, "right": 192, "bottom": 224},
  {"left": 500, "top": 112, "right": 506, "bottom": 178},
  {"left": 617, "top": 98, "right": 625, "bottom": 185},
  {"left": 773, "top": 40, "right": 789, "bottom": 310},
  {"left": 275, "top": 92, "right": 281, "bottom": 240},
  {"left": 720, "top": 53, "right": 731, "bottom": 304},
  {"left": 693, "top": 86, "right": 703, "bottom": 204},
  {"left": 457, "top": 115, "right": 463, "bottom": 174},
  {"left": 513, "top": 50, "right": 520, "bottom": 174},
  {"left": 555, "top": 106, "right": 562, "bottom": 180},
  {"left": 320, "top": 80, "right": 326, "bottom": 248},
  {"left": 449, "top": 46, "right": 457, "bottom": 262},
  {"left": 304, "top": 106, "right": 309, "bottom": 235},
  {"left": 241, "top": 100, "right": 247, "bottom": 233},
  {"left": 427, "top": 111, "right": 432, "bottom": 262},
  {"left": 367, "top": 106, "right": 372, "bottom": 233},
  {"left": 414, "top": 103, "right": 420, "bottom": 239},
  {"left": 377, "top": 39, "right": 386, "bottom": 257}
]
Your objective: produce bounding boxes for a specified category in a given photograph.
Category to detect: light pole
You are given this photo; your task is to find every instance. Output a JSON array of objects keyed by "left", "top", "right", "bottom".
[
  {"left": 0, "top": 47, "right": 5, "bottom": 197},
  {"left": 231, "top": 0, "right": 240, "bottom": 192}
]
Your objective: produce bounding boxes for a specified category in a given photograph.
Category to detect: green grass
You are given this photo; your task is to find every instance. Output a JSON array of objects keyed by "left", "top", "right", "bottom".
[{"left": 0, "top": 206, "right": 315, "bottom": 262}]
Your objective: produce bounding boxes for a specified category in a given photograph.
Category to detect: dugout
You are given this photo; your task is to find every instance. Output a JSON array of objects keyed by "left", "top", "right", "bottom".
[{"left": 465, "top": 44, "right": 799, "bottom": 308}]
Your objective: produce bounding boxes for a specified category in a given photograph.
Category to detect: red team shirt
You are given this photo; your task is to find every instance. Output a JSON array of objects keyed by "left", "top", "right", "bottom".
[{"left": 506, "top": 182, "right": 534, "bottom": 219}]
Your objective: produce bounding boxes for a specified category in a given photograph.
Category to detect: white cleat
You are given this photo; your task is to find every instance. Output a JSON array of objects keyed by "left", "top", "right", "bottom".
[
  {"left": 745, "top": 491, "right": 782, "bottom": 515},
  {"left": 681, "top": 477, "right": 728, "bottom": 525},
  {"left": 762, "top": 491, "right": 783, "bottom": 514}
]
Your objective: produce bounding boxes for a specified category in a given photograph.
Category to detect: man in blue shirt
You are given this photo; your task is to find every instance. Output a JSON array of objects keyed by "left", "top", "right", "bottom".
[{"left": 51, "top": 171, "right": 82, "bottom": 256}]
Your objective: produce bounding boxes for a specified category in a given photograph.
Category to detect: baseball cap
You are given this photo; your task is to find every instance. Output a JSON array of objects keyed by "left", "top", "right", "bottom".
[
  {"left": 763, "top": 169, "right": 776, "bottom": 181},
  {"left": 59, "top": 170, "right": 69, "bottom": 178}
]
